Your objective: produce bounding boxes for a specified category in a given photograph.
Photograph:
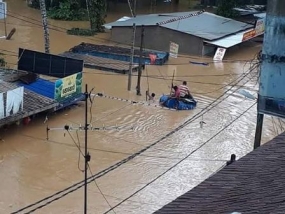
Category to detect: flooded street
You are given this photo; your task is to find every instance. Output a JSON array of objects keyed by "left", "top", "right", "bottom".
[{"left": 0, "top": 1, "right": 280, "bottom": 213}]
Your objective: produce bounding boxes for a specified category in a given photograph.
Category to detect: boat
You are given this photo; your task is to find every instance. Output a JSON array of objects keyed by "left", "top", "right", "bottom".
[{"left": 159, "top": 95, "right": 197, "bottom": 110}]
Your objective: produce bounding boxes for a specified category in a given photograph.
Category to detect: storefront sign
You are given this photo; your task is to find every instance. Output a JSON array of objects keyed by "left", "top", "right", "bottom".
[
  {"left": 169, "top": 42, "right": 179, "bottom": 58},
  {"left": 213, "top": 47, "right": 226, "bottom": 61},
  {"left": 242, "top": 29, "right": 256, "bottom": 42},
  {"left": 255, "top": 19, "right": 265, "bottom": 36},
  {"left": 54, "top": 72, "right": 82, "bottom": 102}
]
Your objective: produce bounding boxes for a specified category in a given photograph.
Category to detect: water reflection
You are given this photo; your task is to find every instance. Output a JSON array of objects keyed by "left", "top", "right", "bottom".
[{"left": 0, "top": 1, "right": 278, "bottom": 214}]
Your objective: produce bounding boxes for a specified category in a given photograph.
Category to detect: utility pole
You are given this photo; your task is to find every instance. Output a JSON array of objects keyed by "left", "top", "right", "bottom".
[
  {"left": 133, "top": 0, "right": 137, "bottom": 17},
  {"left": 85, "top": 0, "right": 92, "bottom": 30},
  {"left": 39, "top": 0, "right": 50, "bottom": 54},
  {"left": 136, "top": 25, "right": 144, "bottom": 96},
  {"left": 84, "top": 84, "right": 90, "bottom": 214},
  {"left": 254, "top": 0, "right": 285, "bottom": 149},
  {"left": 128, "top": 23, "right": 136, "bottom": 91}
]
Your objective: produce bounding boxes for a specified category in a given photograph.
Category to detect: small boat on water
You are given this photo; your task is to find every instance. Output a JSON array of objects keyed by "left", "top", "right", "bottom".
[{"left": 159, "top": 95, "right": 197, "bottom": 110}]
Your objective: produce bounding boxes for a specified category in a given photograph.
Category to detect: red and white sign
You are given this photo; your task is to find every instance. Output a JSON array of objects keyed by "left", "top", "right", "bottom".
[
  {"left": 255, "top": 19, "right": 265, "bottom": 36},
  {"left": 213, "top": 47, "right": 226, "bottom": 61}
]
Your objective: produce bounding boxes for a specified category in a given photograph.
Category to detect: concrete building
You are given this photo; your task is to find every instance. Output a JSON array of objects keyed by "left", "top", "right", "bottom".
[{"left": 104, "top": 11, "right": 263, "bottom": 56}]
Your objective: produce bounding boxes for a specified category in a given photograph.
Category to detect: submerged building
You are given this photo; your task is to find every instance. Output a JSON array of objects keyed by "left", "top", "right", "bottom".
[{"left": 104, "top": 11, "right": 264, "bottom": 56}]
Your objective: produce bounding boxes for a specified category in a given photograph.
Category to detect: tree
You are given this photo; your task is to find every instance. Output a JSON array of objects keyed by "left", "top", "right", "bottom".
[
  {"left": 39, "top": 0, "right": 50, "bottom": 53},
  {"left": 88, "top": 0, "right": 107, "bottom": 32},
  {"left": 216, "top": 0, "right": 239, "bottom": 18}
]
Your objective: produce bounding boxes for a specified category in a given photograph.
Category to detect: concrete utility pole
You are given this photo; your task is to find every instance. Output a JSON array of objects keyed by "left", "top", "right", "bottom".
[
  {"left": 136, "top": 25, "right": 144, "bottom": 96},
  {"left": 84, "top": 84, "right": 90, "bottom": 214},
  {"left": 254, "top": 0, "right": 285, "bottom": 149},
  {"left": 39, "top": 0, "right": 50, "bottom": 54},
  {"left": 128, "top": 23, "right": 136, "bottom": 91},
  {"left": 133, "top": 0, "right": 137, "bottom": 17}
]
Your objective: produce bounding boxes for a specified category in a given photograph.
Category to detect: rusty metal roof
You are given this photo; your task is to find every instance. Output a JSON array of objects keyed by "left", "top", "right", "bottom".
[{"left": 154, "top": 132, "right": 285, "bottom": 214}]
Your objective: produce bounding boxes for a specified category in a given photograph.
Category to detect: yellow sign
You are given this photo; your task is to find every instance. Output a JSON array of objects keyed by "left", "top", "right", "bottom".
[
  {"left": 54, "top": 72, "right": 83, "bottom": 102},
  {"left": 62, "top": 74, "right": 77, "bottom": 96}
]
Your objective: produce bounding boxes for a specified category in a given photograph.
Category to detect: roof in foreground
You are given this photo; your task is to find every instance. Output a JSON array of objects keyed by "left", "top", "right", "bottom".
[
  {"left": 154, "top": 132, "right": 285, "bottom": 214},
  {"left": 104, "top": 11, "right": 253, "bottom": 40}
]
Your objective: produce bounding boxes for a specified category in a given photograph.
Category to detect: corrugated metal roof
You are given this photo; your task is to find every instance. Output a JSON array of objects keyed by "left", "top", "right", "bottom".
[
  {"left": 154, "top": 132, "right": 285, "bottom": 214},
  {"left": 204, "top": 28, "right": 257, "bottom": 48},
  {"left": 254, "top": 12, "right": 266, "bottom": 19},
  {"left": 161, "top": 12, "right": 253, "bottom": 40},
  {"left": 104, "top": 12, "right": 253, "bottom": 41},
  {"left": 103, "top": 11, "right": 198, "bottom": 27},
  {"left": 18, "top": 78, "right": 55, "bottom": 99}
]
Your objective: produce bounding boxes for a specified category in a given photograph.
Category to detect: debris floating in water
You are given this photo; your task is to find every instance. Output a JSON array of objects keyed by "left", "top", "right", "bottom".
[
  {"left": 237, "top": 89, "right": 256, "bottom": 100},
  {"left": 189, "top": 61, "right": 209, "bottom": 66}
]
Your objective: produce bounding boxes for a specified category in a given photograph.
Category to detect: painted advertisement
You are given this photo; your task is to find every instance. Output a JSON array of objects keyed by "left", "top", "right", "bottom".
[
  {"left": 54, "top": 72, "right": 82, "bottom": 102},
  {"left": 242, "top": 18, "right": 265, "bottom": 42},
  {"left": 255, "top": 19, "right": 265, "bottom": 36},
  {"left": 169, "top": 42, "right": 179, "bottom": 58},
  {"left": 213, "top": 47, "right": 226, "bottom": 61},
  {"left": 0, "top": 86, "right": 24, "bottom": 120}
]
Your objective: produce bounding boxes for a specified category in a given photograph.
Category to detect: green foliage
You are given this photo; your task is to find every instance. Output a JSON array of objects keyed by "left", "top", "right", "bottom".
[
  {"left": 28, "top": 0, "right": 60, "bottom": 9},
  {"left": 0, "top": 53, "right": 6, "bottom": 67},
  {"left": 88, "top": 0, "right": 107, "bottom": 32},
  {"left": 67, "top": 28, "right": 97, "bottom": 36},
  {"left": 47, "top": 0, "right": 88, "bottom": 21},
  {"left": 216, "top": 0, "right": 239, "bottom": 18}
]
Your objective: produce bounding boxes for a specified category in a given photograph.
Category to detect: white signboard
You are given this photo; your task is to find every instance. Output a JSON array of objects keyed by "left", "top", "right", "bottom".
[
  {"left": 0, "top": 2, "right": 7, "bottom": 20},
  {"left": 255, "top": 18, "right": 265, "bottom": 36},
  {"left": 0, "top": 93, "right": 4, "bottom": 119},
  {"left": 169, "top": 42, "right": 179, "bottom": 58},
  {"left": 213, "top": 47, "right": 226, "bottom": 61},
  {"left": 0, "top": 86, "right": 24, "bottom": 120}
]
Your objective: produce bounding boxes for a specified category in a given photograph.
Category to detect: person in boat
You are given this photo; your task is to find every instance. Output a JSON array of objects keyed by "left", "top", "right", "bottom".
[
  {"left": 171, "top": 86, "right": 181, "bottom": 99},
  {"left": 146, "top": 90, "right": 156, "bottom": 102},
  {"left": 179, "top": 81, "right": 193, "bottom": 99}
]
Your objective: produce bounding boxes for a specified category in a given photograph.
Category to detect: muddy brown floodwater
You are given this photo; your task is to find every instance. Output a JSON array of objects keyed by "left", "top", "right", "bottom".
[{"left": 0, "top": 1, "right": 280, "bottom": 214}]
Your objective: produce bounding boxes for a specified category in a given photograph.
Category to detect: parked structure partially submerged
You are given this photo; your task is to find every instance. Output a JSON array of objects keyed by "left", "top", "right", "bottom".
[
  {"left": 0, "top": 48, "right": 86, "bottom": 128},
  {"left": 104, "top": 11, "right": 265, "bottom": 57}
]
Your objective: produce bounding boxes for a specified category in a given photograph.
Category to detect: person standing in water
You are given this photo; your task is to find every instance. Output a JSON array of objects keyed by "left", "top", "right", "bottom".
[{"left": 146, "top": 90, "right": 156, "bottom": 103}]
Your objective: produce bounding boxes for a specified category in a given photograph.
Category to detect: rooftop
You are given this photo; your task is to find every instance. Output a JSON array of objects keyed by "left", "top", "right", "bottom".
[
  {"left": 104, "top": 11, "right": 253, "bottom": 41},
  {"left": 154, "top": 132, "right": 285, "bottom": 214},
  {"left": 0, "top": 71, "right": 58, "bottom": 127}
]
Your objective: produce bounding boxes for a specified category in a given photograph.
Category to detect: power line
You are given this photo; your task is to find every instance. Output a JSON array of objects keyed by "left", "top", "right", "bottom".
[
  {"left": 103, "top": 102, "right": 257, "bottom": 214},
  {"left": 11, "top": 63, "right": 258, "bottom": 214},
  {"left": 1, "top": 10, "right": 260, "bottom": 64}
]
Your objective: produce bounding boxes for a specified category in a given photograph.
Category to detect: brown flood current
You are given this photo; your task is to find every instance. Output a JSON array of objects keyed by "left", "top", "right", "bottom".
[{"left": 0, "top": 1, "right": 280, "bottom": 213}]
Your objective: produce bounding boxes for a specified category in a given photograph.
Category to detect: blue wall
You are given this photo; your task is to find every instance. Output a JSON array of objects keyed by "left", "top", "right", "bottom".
[{"left": 258, "top": 1, "right": 285, "bottom": 117}]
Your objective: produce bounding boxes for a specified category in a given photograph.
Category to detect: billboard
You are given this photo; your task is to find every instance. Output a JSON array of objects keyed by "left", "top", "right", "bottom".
[
  {"left": 54, "top": 72, "right": 82, "bottom": 102},
  {"left": 0, "top": 86, "right": 24, "bottom": 119},
  {"left": 242, "top": 18, "right": 265, "bottom": 42},
  {"left": 17, "top": 48, "right": 84, "bottom": 78},
  {"left": 169, "top": 42, "right": 179, "bottom": 58},
  {"left": 213, "top": 47, "right": 226, "bottom": 61}
]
